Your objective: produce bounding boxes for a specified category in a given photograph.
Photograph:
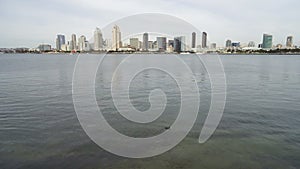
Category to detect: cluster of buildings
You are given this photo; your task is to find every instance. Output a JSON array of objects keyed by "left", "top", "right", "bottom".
[
  {"left": 224, "top": 34, "right": 297, "bottom": 52},
  {"left": 31, "top": 25, "right": 298, "bottom": 53},
  {"left": 52, "top": 25, "right": 208, "bottom": 53}
]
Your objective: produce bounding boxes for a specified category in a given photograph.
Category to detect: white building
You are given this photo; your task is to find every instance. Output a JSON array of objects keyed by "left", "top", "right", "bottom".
[
  {"left": 112, "top": 25, "right": 122, "bottom": 51},
  {"left": 94, "top": 28, "right": 103, "bottom": 51}
]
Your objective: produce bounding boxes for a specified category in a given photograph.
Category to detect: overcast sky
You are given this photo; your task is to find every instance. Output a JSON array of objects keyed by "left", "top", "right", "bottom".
[{"left": 0, "top": 0, "right": 299, "bottom": 48}]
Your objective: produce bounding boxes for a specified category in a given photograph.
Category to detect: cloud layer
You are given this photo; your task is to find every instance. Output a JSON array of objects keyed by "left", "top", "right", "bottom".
[{"left": 0, "top": 0, "right": 299, "bottom": 48}]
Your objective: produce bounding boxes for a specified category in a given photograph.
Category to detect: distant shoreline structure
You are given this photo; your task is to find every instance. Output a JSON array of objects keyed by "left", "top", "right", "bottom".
[{"left": 1, "top": 48, "right": 300, "bottom": 55}]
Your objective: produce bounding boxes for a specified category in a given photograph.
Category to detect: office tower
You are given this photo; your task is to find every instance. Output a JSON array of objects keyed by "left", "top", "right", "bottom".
[
  {"left": 94, "top": 27, "right": 103, "bottom": 51},
  {"left": 226, "top": 39, "right": 232, "bottom": 48},
  {"left": 56, "top": 34, "right": 65, "bottom": 50},
  {"left": 202, "top": 32, "right": 207, "bottom": 48},
  {"left": 130, "top": 38, "right": 139, "bottom": 50},
  {"left": 286, "top": 36, "right": 293, "bottom": 48},
  {"left": 143, "top": 33, "right": 149, "bottom": 51},
  {"left": 248, "top": 41, "right": 256, "bottom": 47},
  {"left": 69, "top": 34, "right": 77, "bottom": 51},
  {"left": 210, "top": 43, "right": 217, "bottom": 49},
  {"left": 157, "top": 37, "right": 167, "bottom": 51},
  {"left": 78, "top": 35, "right": 90, "bottom": 51},
  {"left": 174, "top": 37, "right": 182, "bottom": 53},
  {"left": 192, "top": 32, "right": 196, "bottom": 48},
  {"left": 112, "top": 25, "right": 122, "bottom": 51},
  {"left": 180, "top": 36, "right": 186, "bottom": 51},
  {"left": 262, "top": 34, "right": 273, "bottom": 49}
]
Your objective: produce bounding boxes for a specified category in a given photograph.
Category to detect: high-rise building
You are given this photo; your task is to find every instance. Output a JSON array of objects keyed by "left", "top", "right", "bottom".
[
  {"left": 262, "top": 34, "right": 273, "bottom": 49},
  {"left": 78, "top": 35, "right": 90, "bottom": 52},
  {"left": 157, "top": 37, "right": 167, "bottom": 51},
  {"left": 226, "top": 39, "right": 232, "bottom": 48},
  {"left": 202, "top": 32, "right": 207, "bottom": 48},
  {"left": 174, "top": 36, "right": 186, "bottom": 53},
  {"left": 94, "top": 28, "right": 103, "bottom": 51},
  {"left": 112, "top": 25, "right": 122, "bottom": 51},
  {"left": 143, "top": 33, "right": 149, "bottom": 51},
  {"left": 286, "top": 36, "right": 293, "bottom": 48},
  {"left": 130, "top": 38, "right": 139, "bottom": 50},
  {"left": 56, "top": 34, "right": 65, "bottom": 50},
  {"left": 192, "top": 32, "right": 196, "bottom": 48},
  {"left": 70, "top": 34, "right": 77, "bottom": 51}
]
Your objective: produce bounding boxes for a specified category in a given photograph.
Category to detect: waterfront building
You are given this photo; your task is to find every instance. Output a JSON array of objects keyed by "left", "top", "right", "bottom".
[
  {"left": 248, "top": 41, "right": 256, "bottom": 47},
  {"left": 286, "top": 36, "right": 293, "bottom": 48},
  {"left": 192, "top": 32, "right": 196, "bottom": 48},
  {"left": 56, "top": 34, "right": 65, "bottom": 50},
  {"left": 130, "top": 38, "right": 139, "bottom": 50},
  {"left": 112, "top": 25, "right": 122, "bottom": 51},
  {"left": 94, "top": 28, "right": 103, "bottom": 51},
  {"left": 157, "top": 37, "right": 167, "bottom": 51},
  {"left": 262, "top": 34, "right": 273, "bottom": 49},
  {"left": 142, "top": 33, "right": 149, "bottom": 51},
  {"left": 226, "top": 39, "right": 232, "bottom": 48},
  {"left": 37, "top": 44, "right": 51, "bottom": 52},
  {"left": 210, "top": 43, "right": 217, "bottom": 49},
  {"left": 202, "top": 32, "right": 207, "bottom": 48}
]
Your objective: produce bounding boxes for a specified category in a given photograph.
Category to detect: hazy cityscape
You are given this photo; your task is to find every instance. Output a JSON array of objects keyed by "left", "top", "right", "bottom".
[{"left": 1, "top": 25, "right": 299, "bottom": 54}]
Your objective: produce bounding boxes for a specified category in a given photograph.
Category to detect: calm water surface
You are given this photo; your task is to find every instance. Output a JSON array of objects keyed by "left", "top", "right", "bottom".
[{"left": 0, "top": 54, "right": 299, "bottom": 169}]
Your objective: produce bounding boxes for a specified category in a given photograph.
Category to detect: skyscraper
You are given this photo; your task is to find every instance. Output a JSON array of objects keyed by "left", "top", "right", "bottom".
[
  {"left": 202, "top": 32, "right": 207, "bottom": 48},
  {"left": 70, "top": 34, "right": 77, "bottom": 51},
  {"left": 174, "top": 37, "right": 186, "bottom": 53},
  {"left": 226, "top": 39, "right": 232, "bottom": 48},
  {"left": 262, "top": 34, "right": 273, "bottom": 49},
  {"left": 143, "top": 33, "right": 149, "bottom": 51},
  {"left": 56, "top": 34, "right": 65, "bottom": 50},
  {"left": 94, "top": 27, "right": 103, "bottom": 51},
  {"left": 112, "top": 25, "right": 122, "bottom": 51},
  {"left": 157, "top": 37, "right": 167, "bottom": 51},
  {"left": 286, "top": 36, "right": 293, "bottom": 48},
  {"left": 78, "top": 35, "right": 90, "bottom": 51},
  {"left": 192, "top": 32, "right": 196, "bottom": 48}
]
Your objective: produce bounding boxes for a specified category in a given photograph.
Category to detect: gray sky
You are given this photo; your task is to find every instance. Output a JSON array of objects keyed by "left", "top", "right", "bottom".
[{"left": 0, "top": 0, "right": 299, "bottom": 48}]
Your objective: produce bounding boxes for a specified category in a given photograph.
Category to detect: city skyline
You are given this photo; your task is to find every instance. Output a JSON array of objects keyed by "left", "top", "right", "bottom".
[{"left": 0, "top": 0, "right": 299, "bottom": 48}]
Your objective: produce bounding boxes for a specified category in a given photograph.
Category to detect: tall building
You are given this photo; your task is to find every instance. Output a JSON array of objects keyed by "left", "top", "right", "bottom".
[
  {"left": 56, "top": 34, "right": 65, "bottom": 50},
  {"left": 130, "top": 38, "right": 139, "bottom": 50},
  {"left": 70, "top": 34, "right": 77, "bottom": 51},
  {"left": 78, "top": 35, "right": 90, "bottom": 52},
  {"left": 112, "top": 25, "right": 122, "bottom": 51},
  {"left": 174, "top": 37, "right": 185, "bottom": 53},
  {"left": 94, "top": 27, "right": 103, "bottom": 51},
  {"left": 286, "top": 36, "right": 293, "bottom": 48},
  {"left": 262, "top": 34, "right": 273, "bottom": 49},
  {"left": 157, "top": 37, "right": 167, "bottom": 51},
  {"left": 192, "top": 32, "right": 196, "bottom": 48},
  {"left": 142, "top": 33, "right": 149, "bottom": 51},
  {"left": 226, "top": 39, "right": 232, "bottom": 48},
  {"left": 202, "top": 32, "right": 207, "bottom": 48}
]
